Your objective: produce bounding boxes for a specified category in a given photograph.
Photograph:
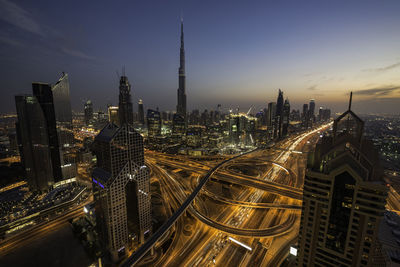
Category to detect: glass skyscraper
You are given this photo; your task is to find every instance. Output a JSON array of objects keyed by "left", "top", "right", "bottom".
[
  {"left": 15, "top": 95, "right": 54, "bottom": 192},
  {"left": 32, "top": 82, "right": 63, "bottom": 183}
]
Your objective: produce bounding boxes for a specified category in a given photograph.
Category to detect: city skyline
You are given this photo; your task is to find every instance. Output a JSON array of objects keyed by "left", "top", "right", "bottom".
[{"left": 1, "top": 1, "right": 400, "bottom": 114}]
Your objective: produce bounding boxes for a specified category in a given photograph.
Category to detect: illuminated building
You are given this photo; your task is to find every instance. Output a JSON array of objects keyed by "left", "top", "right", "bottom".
[
  {"left": 229, "top": 112, "right": 257, "bottom": 146},
  {"left": 84, "top": 100, "right": 93, "bottom": 125},
  {"left": 176, "top": 19, "right": 187, "bottom": 125},
  {"left": 267, "top": 102, "right": 276, "bottom": 139},
  {"left": 186, "top": 126, "right": 203, "bottom": 147},
  {"left": 297, "top": 93, "right": 388, "bottom": 267},
  {"left": 92, "top": 123, "right": 151, "bottom": 261},
  {"left": 172, "top": 113, "right": 186, "bottom": 136},
  {"left": 15, "top": 95, "right": 54, "bottom": 192},
  {"left": 282, "top": 98, "right": 290, "bottom": 137},
  {"left": 108, "top": 106, "right": 119, "bottom": 126},
  {"left": 118, "top": 74, "right": 134, "bottom": 125},
  {"left": 147, "top": 109, "right": 161, "bottom": 138},
  {"left": 274, "top": 89, "right": 284, "bottom": 139},
  {"left": 138, "top": 99, "right": 145, "bottom": 126}
]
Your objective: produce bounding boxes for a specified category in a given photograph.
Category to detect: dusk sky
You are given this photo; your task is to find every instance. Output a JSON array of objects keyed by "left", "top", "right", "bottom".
[{"left": 1, "top": 0, "right": 400, "bottom": 114}]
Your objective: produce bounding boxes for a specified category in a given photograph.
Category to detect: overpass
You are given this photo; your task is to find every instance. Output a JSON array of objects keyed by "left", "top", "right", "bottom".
[{"left": 121, "top": 149, "right": 259, "bottom": 267}]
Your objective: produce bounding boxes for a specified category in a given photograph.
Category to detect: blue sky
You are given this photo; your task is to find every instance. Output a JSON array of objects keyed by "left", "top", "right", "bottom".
[{"left": 1, "top": 0, "right": 400, "bottom": 114}]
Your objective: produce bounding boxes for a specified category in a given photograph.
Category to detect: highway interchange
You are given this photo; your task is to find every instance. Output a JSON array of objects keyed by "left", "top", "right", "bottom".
[
  {"left": 4, "top": 122, "right": 400, "bottom": 266},
  {"left": 136, "top": 124, "right": 331, "bottom": 266}
]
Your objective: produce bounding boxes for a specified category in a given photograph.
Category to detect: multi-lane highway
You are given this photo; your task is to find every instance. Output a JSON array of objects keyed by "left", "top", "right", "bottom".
[{"left": 133, "top": 124, "right": 330, "bottom": 266}]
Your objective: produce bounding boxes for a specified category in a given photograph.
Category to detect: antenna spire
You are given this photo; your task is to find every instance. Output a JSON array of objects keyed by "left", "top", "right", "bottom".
[{"left": 348, "top": 91, "right": 353, "bottom": 110}]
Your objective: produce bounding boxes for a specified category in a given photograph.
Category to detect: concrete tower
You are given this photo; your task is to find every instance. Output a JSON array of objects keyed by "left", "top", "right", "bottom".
[{"left": 176, "top": 19, "right": 187, "bottom": 124}]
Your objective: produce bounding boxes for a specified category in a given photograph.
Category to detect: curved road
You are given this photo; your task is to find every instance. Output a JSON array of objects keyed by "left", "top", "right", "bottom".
[{"left": 121, "top": 149, "right": 259, "bottom": 266}]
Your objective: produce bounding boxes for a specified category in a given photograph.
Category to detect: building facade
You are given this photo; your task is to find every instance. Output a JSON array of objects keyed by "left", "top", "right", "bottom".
[
  {"left": 118, "top": 75, "right": 134, "bottom": 126},
  {"left": 147, "top": 109, "right": 161, "bottom": 139},
  {"left": 297, "top": 94, "right": 388, "bottom": 267},
  {"left": 92, "top": 123, "right": 151, "bottom": 261},
  {"left": 32, "top": 82, "right": 63, "bottom": 183},
  {"left": 282, "top": 98, "right": 290, "bottom": 137},
  {"left": 84, "top": 100, "right": 93, "bottom": 126},
  {"left": 176, "top": 20, "right": 187, "bottom": 125},
  {"left": 138, "top": 99, "right": 145, "bottom": 126},
  {"left": 15, "top": 95, "right": 54, "bottom": 192},
  {"left": 274, "top": 89, "right": 284, "bottom": 139}
]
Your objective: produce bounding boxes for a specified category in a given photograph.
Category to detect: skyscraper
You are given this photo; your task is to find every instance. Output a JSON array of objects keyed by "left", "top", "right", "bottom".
[
  {"left": 176, "top": 20, "right": 187, "bottom": 125},
  {"left": 302, "top": 103, "right": 309, "bottom": 128},
  {"left": 282, "top": 98, "right": 290, "bottom": 137},
  {"left": 297, "top": 93, "right": 387, "bottom": 266},
  {"left": 84, "top": 100, "right": 93, "bottom": 126},
  {"left": 309, "top": 99, "right": 316, "bottom": 124},
  {"left": 147, "top": 109, "right": 161, "bottom": 138},
  {"left": 108, "top": 106, "right": 119, "bottom": 125},
  {"left": 92, "top": 123, "right": 151, "bottom": 261},
  {"left": 267, "top": 102, "right": 276, "bottom": 127},
  {"left": 138, "top": 99, "right": 145, "bottom": 126},
  {"left": 32, "top": 73, "right": 76, "bottom": 183},
  {"left": 32, "top": 82, "right": 63, "bottom": 183},
  {"left": 15, "top": 95, "right": 54, "bottom": 192},
  {"left": 52, "top": 72, "right": 74, "bottom": 148},
  {"left": 274, "top": 89, "right": 284, "bottom": 139},
  {"left": 172, "top": 113, "right": 186, "bottom": 136},
  {"left": 118, "top": 74, "right": 134, "bottom": 126}
]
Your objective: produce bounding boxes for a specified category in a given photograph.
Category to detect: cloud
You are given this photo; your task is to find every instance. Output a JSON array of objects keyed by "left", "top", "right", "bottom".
[
  {"left": 0, "top": 0, "right": 45, "bottom": 37},
  {"left": 0, "top": 35, "right": 24, "bottom": 47},
  {"left": 354, "top": 85, "right": 400, "bottom": 97},
  {"left": 363, "top": 61, "right": 400, "bottom": 72},
  {"left": 307, "top": 85, "right": 317, "bottom": 91},
  {"left": 61, "top": 47, "right": 95, "bottom": 60}
]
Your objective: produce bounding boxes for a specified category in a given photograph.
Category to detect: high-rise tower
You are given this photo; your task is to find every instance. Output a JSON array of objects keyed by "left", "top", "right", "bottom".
[
  {"left": 176, "top": 20, "right": 187, "bottom": 124},
  {"left": 309, "top": 99, "right": 316, "bottom": 124},
  {"left": 32, "top": 82, "right": 63, "bottom": 183},
  {"left": 297, "top": 93, "right": 387, "bottom": 266},
  {"left": 84, "top": 100, "right": 93, "bottom": 126},
  {"left": 118, "top": 74, "right": 134, "bottom": 126},
  {"left": 282, "top": 98, "right": 290, "bottom": 137},
  {"left": 138, "top": 99, "right": 145, "bottom": 126},
  {"left": 92, "top": 123, "right": 151, "bottom": 261},
  {"left": 15, "top": 95, "right": 54, "bottom": 192},
  {"left": 274, "top": 89, "right": 284, "bottom": 138}
]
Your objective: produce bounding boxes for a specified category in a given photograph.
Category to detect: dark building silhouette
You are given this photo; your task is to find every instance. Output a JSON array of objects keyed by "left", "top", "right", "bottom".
[
  {"left": 118, "top": 74, "right": 134, "bottom": 126},
  {"left": 32, "top": 82, "right": 63, "bottom": 183},
  {"left": 52, "top": 73, "right": 74, "bottom": 149},
  {"left": 267, "top": 102, "right": 276, "bottom": 139},
  {"left": 147, "top": 109, "right": 161, "bottom": 138},
  {"left": 297, "top": 93, "right": 388, "bottom": 267},
  {"left": 15, "top": 95, "right": 54, "bottom": 192},
  {"left": 176, "top": 20, "right": 187, "bottom": 125},
  {"left": 92, "top": 123, "right": 151, "bottom": 261},
  {"left": 274, "top": 89, "right": 284, "bottom": 139},
  {"left": 309, "top": 99, "right": 316, "bottom": 124},
  {"left": 318, "top": 107, "right": 331, "bottom": 122},
  {"left": 84, "top": 100, "right": 93, "bottom": 125},
  {"left": 138, "top": 99, "right": 145, "bottom": 126},
  {"left": 282, "top": 98, "right": 290, "bottom": 137},
  {"left": 302, "top": 103, "right": 309, "bottom": 128}
]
